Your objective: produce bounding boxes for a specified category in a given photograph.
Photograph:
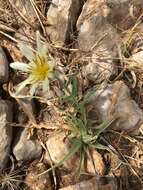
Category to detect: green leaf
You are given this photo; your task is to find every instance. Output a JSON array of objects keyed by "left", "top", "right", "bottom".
[
  {"left": 90, "top": 143, "right": 112, "bottom": 153},
  {"left": 61, "top": 95, "right": 75, "bottom": 104},
  {"left": 76, "top": 147, "right": 85, "bottom": 179},
  {"left": 78, "top": 101, "right": 87, "bottom": 126},
  {"left": 69, "top": 75, "right": 78, "bottom": 98},
  {"left": 60, "top": 75, "right": 78, "bottom": 107},
  {"left": 94, "top": 120, "right": 114, "bottom": 139},
  {"left": 70, "top": 115, "right": 87, "bottom": 134}
]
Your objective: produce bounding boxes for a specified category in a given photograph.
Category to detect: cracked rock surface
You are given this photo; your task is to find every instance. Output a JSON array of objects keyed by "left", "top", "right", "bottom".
[
  {"left": 0, "top": 100, "right": 13, "bottom": 169},
  {"left": 86, "top": 81, "right": 143, "bottom": 133}
]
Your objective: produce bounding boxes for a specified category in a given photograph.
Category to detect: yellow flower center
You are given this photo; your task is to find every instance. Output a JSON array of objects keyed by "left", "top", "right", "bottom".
[{"left": 31, "top": 55, "right": 49, "bottom": 81}]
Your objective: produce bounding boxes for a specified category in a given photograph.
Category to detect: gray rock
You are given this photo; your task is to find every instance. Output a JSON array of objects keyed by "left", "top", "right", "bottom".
[
  {"left": 77, "top": 13, "right": 119, "bottom": 52},
  {"left": 0, "top": 47, "right": 9, "bottom": 84},
  {"left": 11, "top": 0, "right": 36, "bottom": 18},
  {"left": 107, "top": 0, "right": 143, "bottom": 6},
  {"left": 76, "top": 10, "right": 119, "bottom": 83},
  {"left": 81, "top": 50, "right": 116, "bottom": 84},
  {"left": 13, "top": 128, "right": 42, "bottom": 162},
  {"left": 0, "top": 100, "right": 13, "bottom": 169},
  {"left": 106, "top": 0, "right": 129, "bottom": 5},
  {"left": 106, "top": 0, "right": 143, "bottom": 30},
  {"left": 60, "top": 176, "right": 117, "bottom": 190},
  {"left": 76, "top": 0, "right": 110, "bottom": 22},
  {"left": 85, "top": 81, "right": 143, "bottom": 133},
  {"left": 46, "top": 0, "right": 83, "bottom": 46}
]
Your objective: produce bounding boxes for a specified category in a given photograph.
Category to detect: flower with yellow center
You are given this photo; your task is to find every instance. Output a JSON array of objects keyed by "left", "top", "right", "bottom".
[{"left": 10, "top": 32, "right": 55, "bottom": 96}]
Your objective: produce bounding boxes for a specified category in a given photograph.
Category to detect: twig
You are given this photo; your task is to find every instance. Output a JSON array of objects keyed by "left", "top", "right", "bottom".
[
  {"left": 40, "top": 141, "right": 57, "bottom": 190},
  {"left": 0, "top": 31, "right": 18, "bottom": 42},
  {"left": 29, "top": 0, "right": 46, "bottom": 35},
  {"left": 8, "top": 0, "right": 34, "bottom": 28}
]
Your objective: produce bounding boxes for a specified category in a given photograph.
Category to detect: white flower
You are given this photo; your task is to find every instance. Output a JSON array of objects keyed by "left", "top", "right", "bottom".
[{"left": 10, "top": 31, "right": 55, "bottom": 96}]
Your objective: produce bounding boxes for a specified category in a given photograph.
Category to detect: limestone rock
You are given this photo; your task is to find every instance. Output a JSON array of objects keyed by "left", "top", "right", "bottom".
[
  {"left": 13, "top": 128, "right": 42, "bottom": 162},
  {"left": 77, "top": 9, "right": 119, "bottom": 83},
  {"left": 11, "top": 0, "right": 36, "bottom": 19},
  {"left": 76, "top": 0, "right": 119, "bottom": 84},
  {"left": 0, "top": 47, "right": 9, "bottom": 84},
  {"left": 81, "top": 51, "right": 116, "bottom": 84},
  {"left": 59, "top": 176, "right": 117, "bottom": 190},
  {"left": 76, "top": 0, "right": 110, "bottom": 24},
  {"left": 77, "top": 13, "right": 119, "bottom": 52},
  {"left": 106, "top": 0, "right": 143, "bottom": 30},
  {"left": 45, "top": 131, "right": 79, "bottom": 171},
  {"left": 46, "top": 0, "right": 82, "bottom": 45},
  {"left": 0, "top": 100, "right": 13, "bottom": 169},
  {"left": 85, "top": 81, "right": 143, "bottom": 133}
]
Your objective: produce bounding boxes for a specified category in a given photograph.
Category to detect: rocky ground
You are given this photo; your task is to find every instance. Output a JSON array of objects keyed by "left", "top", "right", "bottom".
[{"left": 0, "top": 0, "right": 143, "bottom": 189}]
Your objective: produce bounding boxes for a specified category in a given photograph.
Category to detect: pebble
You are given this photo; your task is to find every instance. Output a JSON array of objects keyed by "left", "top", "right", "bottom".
[
  {"left": 46, "top": 0, "right": 82, "bottom": 46},
  {"left": 13, "top": 128, "right": 42, "bottom": 162},
  {"left": 0, "top": 100, "right": 13, "bottom": 169},
  {"left": 0, "top": 47, "right": 9, "bottom": 84}
]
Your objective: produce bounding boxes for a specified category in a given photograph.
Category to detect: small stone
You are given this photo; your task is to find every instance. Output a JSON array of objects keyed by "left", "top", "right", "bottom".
[
  {"left": 13, "top": 128, "right": 42, "bottom": 162},
  {"left": 46, "top": 0, "right": 83, "bottom": 46},
  {"left": 0, "top": 100, "right": 13, "bottom": 169},
  {"left": 85, "top": 81, "right": 143, "bottom": 134},
  {"left": 45, "top": 131, "right": 79, "bottom": 171},
  {"left": 0, "top": 47, "right": 9, "bottom": 84},
  {"left": 25, "top": 161, "right": 52, "bottom": 190}
]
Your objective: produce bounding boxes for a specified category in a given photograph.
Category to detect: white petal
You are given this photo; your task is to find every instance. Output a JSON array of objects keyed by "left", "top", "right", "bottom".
[
  {"left": 10, "top": 62, "right": 29, "bottom": 72},
  {"left": 48, "top": 72, "right": 54, "bottom": 79},
  {"left": 29, "top": 83, "right": 39, "bottom": 96},
  {"left": 48, "top": 58, "right": 55, "bottom": 70},
  {"left": 18, "top": 41, "right": 34, "bottom": 61},
  {"left": 42, "top": 77, "right": 49, "bottom": 92},
  {"left": 36, "top": 31, "right": 42, "bottom": 52},
  {"left": 132, "top": 51, "right": 143, "bottom": 66},
  {"left": 36, "top": 31, "right": 48, "bottom": 56}
]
